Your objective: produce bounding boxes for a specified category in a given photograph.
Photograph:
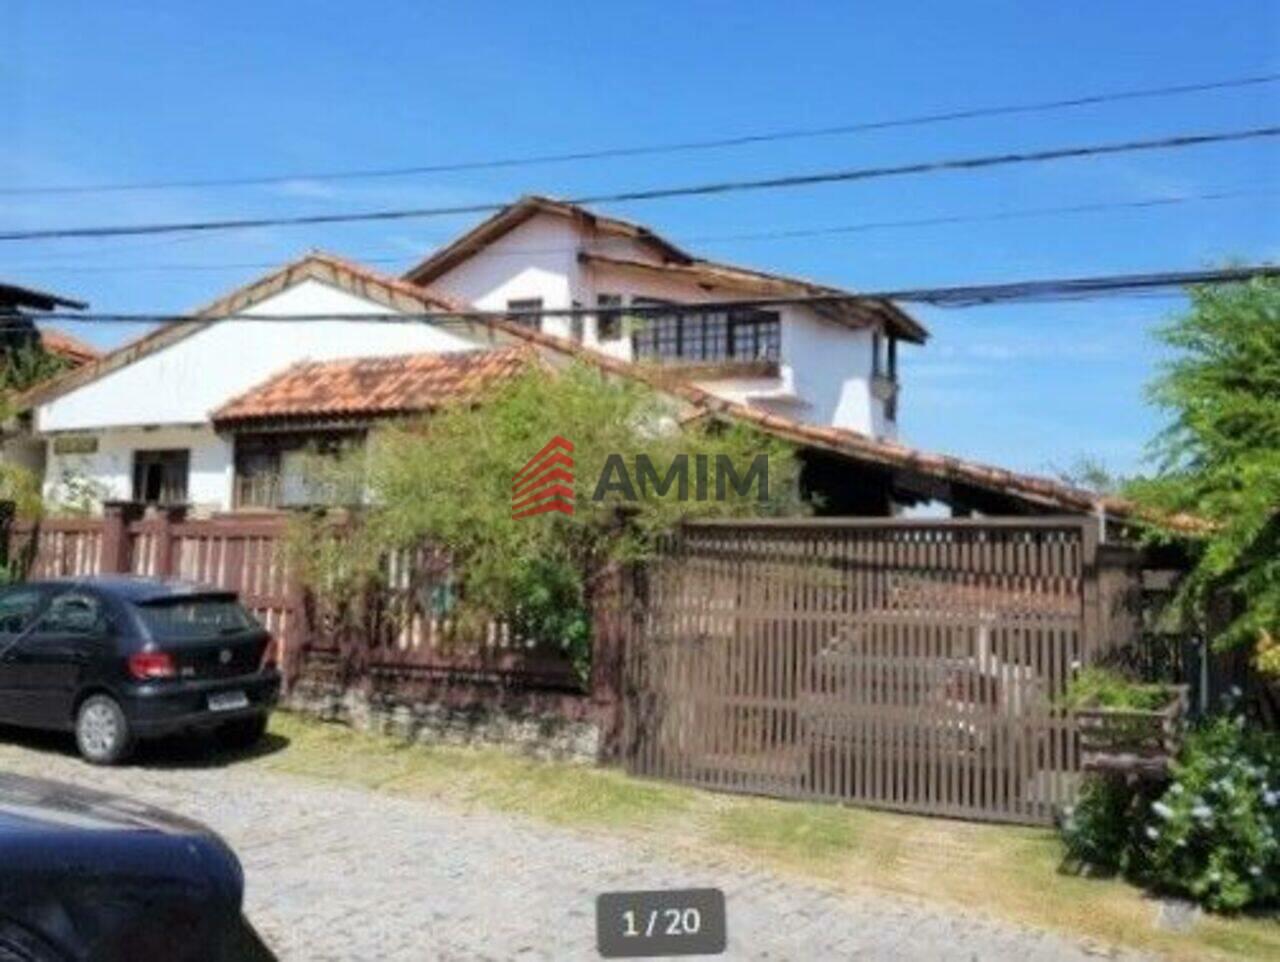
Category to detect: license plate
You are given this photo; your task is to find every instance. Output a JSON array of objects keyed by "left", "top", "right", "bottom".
[{"left": 208, "top": 690, "right": 249, "bottom": 712}]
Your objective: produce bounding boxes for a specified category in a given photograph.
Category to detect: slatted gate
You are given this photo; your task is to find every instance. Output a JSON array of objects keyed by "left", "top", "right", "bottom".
[{"left": 622, "top": 517, "right": 1116, "bottom": 825}]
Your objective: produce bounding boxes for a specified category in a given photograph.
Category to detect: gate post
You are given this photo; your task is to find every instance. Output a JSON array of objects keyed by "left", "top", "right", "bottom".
[
  {"left": 151, "top": 503, "right": 188, "bottom": 579},
  {"left": 588, "top": 561, "right": 628, "bottom": 762},
  {"left": 99, "top": 500, "right": 144, "bottom": 574}
]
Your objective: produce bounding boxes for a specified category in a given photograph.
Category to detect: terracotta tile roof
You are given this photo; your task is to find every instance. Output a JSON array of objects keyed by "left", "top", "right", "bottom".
[
  {"left": 39, "top": 328, "right": 100, "bottom": 366},
  {"left": 402, "top": 195, "right": 927, "bottom": 343},
  {"left": 212, "top": 347, "right": 533, "bottom": 426}
]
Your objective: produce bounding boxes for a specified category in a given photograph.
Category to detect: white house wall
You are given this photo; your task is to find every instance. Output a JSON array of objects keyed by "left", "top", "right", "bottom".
[
  {"left": 36, "top": 279, "right": 480, "bottom": 433},
  {"left": 43, "top": 425, "right": 230, "bottom": 514},
  {"left": 427, "top": 210, "right": 891, "bottom": 435}
]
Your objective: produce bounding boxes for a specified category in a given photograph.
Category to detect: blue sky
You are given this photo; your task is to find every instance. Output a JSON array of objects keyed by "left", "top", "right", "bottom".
[{"left": 2, "top": 2, "right": 1277, "bottom": 479}]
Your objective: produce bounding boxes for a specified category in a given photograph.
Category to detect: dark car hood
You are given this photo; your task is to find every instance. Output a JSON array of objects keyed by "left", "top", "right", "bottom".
[{"left": 0, "top": 772, "right": 211, "bottom": 837}]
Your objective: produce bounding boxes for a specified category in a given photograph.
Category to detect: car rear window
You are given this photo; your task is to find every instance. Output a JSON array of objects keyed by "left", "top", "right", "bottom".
[{"left": 134, "top": 596, "right": 258, "bottom": 639}]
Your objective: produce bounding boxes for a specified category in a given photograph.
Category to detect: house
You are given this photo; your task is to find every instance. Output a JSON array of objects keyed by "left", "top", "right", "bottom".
[
  {"left": 403, "top": 196, "right": 927, "bottom": 438},
  {"left": 16, "top": 254, "right": 486, "bottom": 513},
  {"left": 10, "top": 237, "right": 1129, "bottom": 524}
]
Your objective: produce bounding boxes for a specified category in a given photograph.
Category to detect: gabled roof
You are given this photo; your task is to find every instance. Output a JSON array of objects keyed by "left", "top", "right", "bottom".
[
  {"left": 402, "top": 195, "right": 927, "bottom": 343},
  {"left": 402, "top": 195, "right": 693, "bottom": 285},
  {"left": 0, "top": 282, "right": 86, "bottom": 313},
  {"left": 39, "top": 329, "right": 100, "bottom": 366},
  {"left": 212, "top": 347, "right": 534, "bottom": 427},
  {"left": 17, "top": 251, "right": 465, "bottom": 411}
]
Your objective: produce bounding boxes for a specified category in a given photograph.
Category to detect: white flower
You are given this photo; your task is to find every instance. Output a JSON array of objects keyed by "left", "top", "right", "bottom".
[
  {"left": 1145, "top": 826, "right": 1160, "bottom": 840},
  {"left": 1250, "top": 866, "right": 1263, "bottom": 877},
  {"left": 1264, "top": 790, "right": 1279, "bottom": 808},
  {"left": 1193, "top": 804, "right": 1213, "bottom": 821},
  {"left": 1152, "top": 801, "right": 1174, "bottom": 820},
  {"left": 1169, "top": 783, "right": 1184, "bottom": 796},
  {"left": 1230, "top": 685, "right": 1243, "bottom": 698}
]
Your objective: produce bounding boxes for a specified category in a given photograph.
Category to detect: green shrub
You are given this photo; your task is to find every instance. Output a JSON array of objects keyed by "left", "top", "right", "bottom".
[
  {"left": 1141, "top": 716, "right": 1280, "bottom": 912},
  {"left": 1060, "top": 712, "right": 1280, "bottom": 912},
  {"left": 1061, "top": 667, "right": 1173, "bottom": 712},
  {"left": 1061, "top": 775, "right": 1146, "bottom": 873},
  {"left": 507, "top": 556, "right": 591, "bottom": 681}
]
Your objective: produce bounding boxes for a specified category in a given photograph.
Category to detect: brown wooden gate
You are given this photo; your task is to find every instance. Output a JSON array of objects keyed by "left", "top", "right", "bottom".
[{"left": 622, "top": 517, "right": 1128, "bottom": 825}]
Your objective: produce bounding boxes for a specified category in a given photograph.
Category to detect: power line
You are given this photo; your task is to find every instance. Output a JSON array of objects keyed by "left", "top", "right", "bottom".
[
  {"left": 5, "top": 124, "right": 1279, "bottom": 244},
  {"left": 23, "top": 265, "right": 1280, "bottom": 328},
  {"left": 5, "top": 72, "right": 1278, "bottom": 197},
  {"left": 8, "top": 186, "right": 1275, "bottom": 274}
]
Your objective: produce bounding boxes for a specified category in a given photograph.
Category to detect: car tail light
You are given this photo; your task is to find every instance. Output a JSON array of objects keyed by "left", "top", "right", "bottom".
[{"left": 128, "top": 650, "right": 176, "bottom": 680}]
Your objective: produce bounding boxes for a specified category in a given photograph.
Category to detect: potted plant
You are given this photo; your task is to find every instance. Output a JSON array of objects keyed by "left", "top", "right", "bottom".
[{"left": 1064, "top": 668, "right": 1189, "bottom": 777}]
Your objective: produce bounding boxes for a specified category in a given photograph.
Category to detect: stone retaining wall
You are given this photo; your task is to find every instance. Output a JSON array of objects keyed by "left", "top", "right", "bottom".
[{"left": 284, "top": 681, "right": 601, "bottom": 763}]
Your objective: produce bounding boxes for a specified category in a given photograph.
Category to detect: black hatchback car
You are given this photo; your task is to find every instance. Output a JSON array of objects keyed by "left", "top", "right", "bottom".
[
  {"left": 0, "top": 771, "right": 275, "bottom": 961},
  {"left": 0, "top": 577, "right": 281, "bottom": 764}
]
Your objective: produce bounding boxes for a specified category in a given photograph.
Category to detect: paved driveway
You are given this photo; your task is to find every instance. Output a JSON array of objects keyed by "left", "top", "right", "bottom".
[{"left": 0, "top": 731, "right": 1138, "bottom": 962}]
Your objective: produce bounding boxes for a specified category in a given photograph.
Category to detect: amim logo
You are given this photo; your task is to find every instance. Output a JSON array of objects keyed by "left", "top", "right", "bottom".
[{"left": 512, "top": 436, "right": 575, "bottom": 519}]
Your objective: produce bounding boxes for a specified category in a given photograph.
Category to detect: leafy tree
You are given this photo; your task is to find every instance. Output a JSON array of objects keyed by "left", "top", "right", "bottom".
[
  {"left": 0, "top": 340, "right": 70, "bottom": 421},
  {"left": 291, "top": 362, "right": 803, "bottom": 676},
  {"left": 1127, "top": 278, "right": 1280, "bottom": 661},
  {"left": 1049, "top": 454, "right": 1126, "bottom": 496}
]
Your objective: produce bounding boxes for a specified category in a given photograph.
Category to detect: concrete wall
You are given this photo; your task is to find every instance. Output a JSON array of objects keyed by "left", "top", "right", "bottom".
[{"left": 42, "top": 425, "right": 231, "bottom": 514}]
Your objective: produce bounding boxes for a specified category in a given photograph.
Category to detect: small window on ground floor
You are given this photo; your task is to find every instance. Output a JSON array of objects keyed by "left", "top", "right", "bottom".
[{"left": 132, "top": 449, "right": 189, "bottom": 506}]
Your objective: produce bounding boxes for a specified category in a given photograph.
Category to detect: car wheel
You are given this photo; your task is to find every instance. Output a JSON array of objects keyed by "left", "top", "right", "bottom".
[
  {"left": 74, "top": 695, "right": 134, "bottom": 765},
  {"left": 216, "top": 714, "right": 268, "bottom": 751}
]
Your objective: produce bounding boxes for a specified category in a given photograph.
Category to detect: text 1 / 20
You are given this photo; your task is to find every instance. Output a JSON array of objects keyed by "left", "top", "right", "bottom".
[{"left": 622, "top": 907, "right": 701, "bottom": 939}]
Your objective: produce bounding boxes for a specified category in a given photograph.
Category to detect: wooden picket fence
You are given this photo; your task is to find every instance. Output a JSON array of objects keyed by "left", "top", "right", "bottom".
[
  {"left": 621, "top": 517, "right": 1141, "bottom": 825},
  {"left": 4, "top": 505, "right": 579, "bottom": 695}
]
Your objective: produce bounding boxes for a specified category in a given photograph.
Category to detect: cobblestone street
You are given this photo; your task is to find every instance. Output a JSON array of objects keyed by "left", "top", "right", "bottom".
[{"left": 0, "top": 734, "right": 1141, "bottom": 961}]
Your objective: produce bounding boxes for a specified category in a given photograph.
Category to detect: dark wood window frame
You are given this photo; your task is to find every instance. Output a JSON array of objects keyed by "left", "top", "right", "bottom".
[
  {"left": 233, "top": 431, "right": 363, "bottom": 510},
  {"left": 596, "top": 293, "right": 624, "bottom": 341},
  {"left": 631, "top": 303, "right": 781, "bottom": 364},
  {"left": 132, "top": 449, "right": 189, "bottom": 506}
]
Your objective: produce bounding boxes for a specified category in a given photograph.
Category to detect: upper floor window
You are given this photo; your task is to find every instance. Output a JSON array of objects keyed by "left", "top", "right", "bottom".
[
  {"left": 132, "top": 449, "right": 189, "bottom": 506},
  {"left": 596, "top": 294, "right": 624, "bottom": 341},
  {"left": 506, "top": 298, "right": 543, "bottom": 329},
  {"left": 632, "top": 305, "right": 781, "bottom": 364}
]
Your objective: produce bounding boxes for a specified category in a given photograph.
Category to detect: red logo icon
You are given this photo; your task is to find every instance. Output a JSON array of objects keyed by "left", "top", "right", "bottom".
[{"left": 512, "top": 436, "right": 575, "bottom": 519}]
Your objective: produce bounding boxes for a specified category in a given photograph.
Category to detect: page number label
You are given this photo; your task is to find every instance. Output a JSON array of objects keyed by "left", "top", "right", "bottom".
[{"left": 596, "top": 888, "right": 726, "bottom": 957}]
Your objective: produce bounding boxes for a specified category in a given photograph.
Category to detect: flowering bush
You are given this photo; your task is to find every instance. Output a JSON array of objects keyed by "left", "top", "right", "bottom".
[
  {"left": 1141, "top": 714, "right": 1280, "bottom": 911},
  {"left": 1062, "top": 704, "right": 1280, "bottom": 912}
]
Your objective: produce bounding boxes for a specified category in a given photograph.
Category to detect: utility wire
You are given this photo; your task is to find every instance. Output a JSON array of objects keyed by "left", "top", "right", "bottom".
[
  {"left": 8, "top": 186, "right": 1275, "bottom": 274},
  {"left": 23, "top": 266, "right": 1280, "bottom": 328},
  {"left": 4, "top": 125, "right": 1278, "bottom": 244},
  {"left": 5, "top": 72, "right": 1278, "bottom": 197}
]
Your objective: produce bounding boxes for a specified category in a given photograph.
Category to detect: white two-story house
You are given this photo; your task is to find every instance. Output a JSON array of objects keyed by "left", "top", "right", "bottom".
[
  {"left": 403, "top": 196, "right": 927, "bottom": 439},
  {"left": 13, "top": 198, "right": 939, "bottom": 517}
]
